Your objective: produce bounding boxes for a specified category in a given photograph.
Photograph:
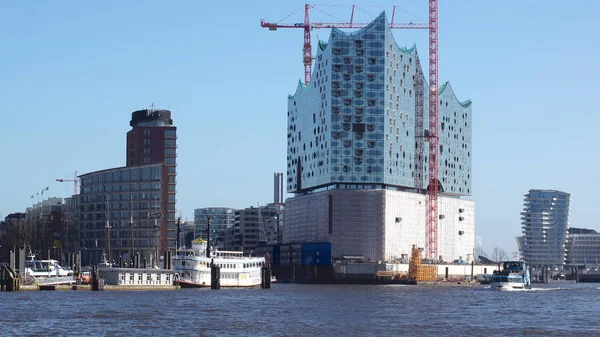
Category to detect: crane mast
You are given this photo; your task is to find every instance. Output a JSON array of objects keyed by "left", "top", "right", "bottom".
[
  {"left": 302, "top": 4, "right": 312, "bottom": 86},
  {"left": 261, "top": 1, "right": 440, "bottom": 260},
  {"left": 257, "top": 203, "right": 268, "bottom": 244},
  {"left": 427, "top": 0, "right": 439, "bottom": 261}
]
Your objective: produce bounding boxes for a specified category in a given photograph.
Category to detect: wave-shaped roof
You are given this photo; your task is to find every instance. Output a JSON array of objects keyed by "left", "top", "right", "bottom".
[
  {"left": 288, "top": 11, "right": 471, "bottom": 108},
  {"left": 439, "top": 82, "right": 472, "bottom": 108}
]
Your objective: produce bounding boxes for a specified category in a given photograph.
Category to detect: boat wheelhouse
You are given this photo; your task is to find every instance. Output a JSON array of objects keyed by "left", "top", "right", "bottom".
[{"left": 490, "top": 261, "right": 531, "bottom": 290}]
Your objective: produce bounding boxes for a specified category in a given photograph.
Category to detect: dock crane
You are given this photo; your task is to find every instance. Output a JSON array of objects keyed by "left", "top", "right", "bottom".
[
  {"left": 56, "top": 171, "right": 79, "bottom": 196},
  {"left": 261, "top": 1, "right": 440, "bottom": 260}
]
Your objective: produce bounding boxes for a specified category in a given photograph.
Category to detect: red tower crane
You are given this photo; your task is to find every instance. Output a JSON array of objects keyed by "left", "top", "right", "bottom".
[
  {"left": 427, "top": 0, "right": 439, "bottom": 261},
  {"left": 56, "top": 170, "right": 79, "bottom": 196},
  {"left": 260, "top": 4, "right": 428, "bottom": 85},
  {"left": 261, "top": 2, "right": 440, "bottom": 260}
]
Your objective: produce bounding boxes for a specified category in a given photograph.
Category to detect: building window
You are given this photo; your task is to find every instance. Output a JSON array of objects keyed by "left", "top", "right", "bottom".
[{"left": 165, "top": 130, "right": 177, "bottom": 138}]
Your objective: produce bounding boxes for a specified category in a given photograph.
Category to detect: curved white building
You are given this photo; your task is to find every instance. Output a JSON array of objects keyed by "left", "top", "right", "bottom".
[{"left": 521, "top": 189, "right": 571, "bottom": 269}]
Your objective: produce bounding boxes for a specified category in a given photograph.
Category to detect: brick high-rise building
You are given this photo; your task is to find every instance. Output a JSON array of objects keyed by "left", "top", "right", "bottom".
[
  {"left": 78, "top": 108, "right": 178, "bottom": 265},
  {"left": 126, "top": 108, "right": 178, "bottom": 253},
  {"left": 126, "top": 108, "right": 177, "bottom": 170}
]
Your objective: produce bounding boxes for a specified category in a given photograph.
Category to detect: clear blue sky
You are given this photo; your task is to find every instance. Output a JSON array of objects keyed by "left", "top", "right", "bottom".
[{"left": 1, "top": 1, "right": 598, "bottom": 255}]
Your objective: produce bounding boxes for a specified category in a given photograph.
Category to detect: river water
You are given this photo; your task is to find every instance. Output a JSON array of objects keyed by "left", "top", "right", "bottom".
[{"left": 1, "top": 281, "right": 599, "bottom": 336}]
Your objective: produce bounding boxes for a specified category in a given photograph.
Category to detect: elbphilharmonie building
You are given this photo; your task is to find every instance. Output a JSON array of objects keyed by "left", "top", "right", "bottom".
[{"left": 284, "top": 13, "right": 475, "bottom": 262}]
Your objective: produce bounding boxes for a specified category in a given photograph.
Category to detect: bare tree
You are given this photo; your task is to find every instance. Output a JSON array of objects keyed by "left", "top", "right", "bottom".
[
  {"left": 491, "top": 247, "right": 508, "bottom": 262},
  {"left": 0, "top": 216, "right": 31, "bottom": 262},
  {"left": 474, "top": 245, "right": 487, "bottom": 260}
]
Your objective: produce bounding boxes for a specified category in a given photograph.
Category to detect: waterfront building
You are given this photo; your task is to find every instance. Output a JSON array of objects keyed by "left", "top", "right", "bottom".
[
  {"left": 285, "top": 189, "right": 474, "bottom": 262},
  {"left": 565, "top": 228, "right": 600, "bottom": 267},
  {"left": 179, "top": 220, "right": 195, "bottom": 249},
  {"left": 283, "top": 12, "right": 473, "bottom": 261},
  {"left": 79, "top": 164, "right": 172, "bottom": 265},
  {"left": 521, "top": 189, "right": 571, "bottom": 270},
  {"left": 273, "top": 172, "right": 284, "bottom": 204},
  {"left": 194, "top": 207, "right": 236, "bottom": 250},
  {"left": 25, "top": 198, "right": 64, "bottom": 260},
  {"left": 126, "top": 108, "right": 177, "bottom": 171},
  {"left": 78, "top": 108, "right": 177, "bottom": 265},
  {"left": 126, "top": 108, "right": 178, "bottom": 247},
  {"left": 60, "top": 195, "right": 81, "bottom": 257},
  {"left": 515, "top": 236, "right": 525, "bottom": 261},
  {"left": 234, "top": 205, "right": 283, "bottom": 255},
  {"left": 0, "top": 213, "right": 27, "bottom": 263}
]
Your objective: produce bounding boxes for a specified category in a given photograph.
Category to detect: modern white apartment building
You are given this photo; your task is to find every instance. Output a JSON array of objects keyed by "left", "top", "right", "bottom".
[{"left": 521, "top": 189, "right": 571, "bottom": 269}]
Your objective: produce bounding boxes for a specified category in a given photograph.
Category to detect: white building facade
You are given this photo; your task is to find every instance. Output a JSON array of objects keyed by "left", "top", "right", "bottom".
[
  {"left": 285, "top": 189, "right": 474, "bottom": 262},
  {"left": 521, "top": 189, "right": 571, "bottom": 269}
]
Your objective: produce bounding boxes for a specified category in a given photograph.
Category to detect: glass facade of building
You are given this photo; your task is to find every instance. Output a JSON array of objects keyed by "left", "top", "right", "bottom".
[
  {"left": 286, "top": 13, "right": 472, "bottom": 196},
  {"left": 521, "top": 189, "right": 571, "bottom": 269},
  {"left": 79, "top": 164, "right": 174, "bottom": 265},
  {"left": 567, "top": 233, "right": 600, "bottom": 267},
  {"left": 194, "top": 207, "right": 236, "bottom": 250},
  {"left": 283, "top": 13, "right": 475, "bottom": 261}
]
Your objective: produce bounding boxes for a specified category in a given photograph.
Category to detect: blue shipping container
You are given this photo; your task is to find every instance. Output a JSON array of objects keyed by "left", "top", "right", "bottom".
[{"left": 300, "top": 242, "right": 332, "bottom": 266}]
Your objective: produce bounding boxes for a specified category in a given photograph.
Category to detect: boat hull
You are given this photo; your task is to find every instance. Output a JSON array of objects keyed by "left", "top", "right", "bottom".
[
  {"left": 490, "top": 281, "right": 530, "bottom": 291},
  {"left": 490, "top": 261, "right": 531, "bottom": 291},
  {"left": 178, "top": 279, "right": 207, "bottom": 288},
  {"left": 177, "top": 279, "right": 261, "bottom": 288}
]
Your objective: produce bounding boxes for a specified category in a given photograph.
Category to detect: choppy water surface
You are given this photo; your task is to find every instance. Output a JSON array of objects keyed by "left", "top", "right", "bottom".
[{"left": 1, "top": 281, "right": 599, "bottom": 336}]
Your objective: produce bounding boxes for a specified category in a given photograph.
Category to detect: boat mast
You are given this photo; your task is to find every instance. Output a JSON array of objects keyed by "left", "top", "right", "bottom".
[{"left": 206, "top": 216, "right": 211, "bottom": 258}]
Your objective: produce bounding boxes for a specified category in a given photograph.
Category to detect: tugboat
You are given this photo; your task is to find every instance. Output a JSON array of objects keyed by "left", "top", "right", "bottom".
[{"left": 490, "top": 261, "right": 531, "bottom": 290}]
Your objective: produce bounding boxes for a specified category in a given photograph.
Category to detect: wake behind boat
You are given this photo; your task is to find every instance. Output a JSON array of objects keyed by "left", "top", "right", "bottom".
[
  {"left": 172, "top": 239, "right": 265, "bottom": 288},
  {"left": 490, "top": 261, "right": 531, "bottom": 291}
]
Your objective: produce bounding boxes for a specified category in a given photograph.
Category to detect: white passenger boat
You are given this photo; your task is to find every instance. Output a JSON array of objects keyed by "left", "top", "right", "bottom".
[
  {"left": 490, "top": 261, "right": 531, "bottom": 290},
  {"left": 22, "top": 252, "right": 75, "bottom": 285},
  {"left": 172, "top": 239, "right": 265, "bottom": 288},
  {"left": 24, "top": 255, "right": 73, "bottom": 278}
]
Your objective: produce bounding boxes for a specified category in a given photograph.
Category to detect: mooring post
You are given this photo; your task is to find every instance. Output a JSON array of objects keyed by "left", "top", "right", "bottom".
[{"left": 211, "top": 259, "right": 220, "bottom": 290}]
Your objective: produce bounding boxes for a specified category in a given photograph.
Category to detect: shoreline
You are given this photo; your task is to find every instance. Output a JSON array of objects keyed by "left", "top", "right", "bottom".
[
  {"left": 16, "top": 281, "right": 487, "bottom": 291},
  {"left": 19, "top": 284, "right": 180, "bottom": 291}
]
